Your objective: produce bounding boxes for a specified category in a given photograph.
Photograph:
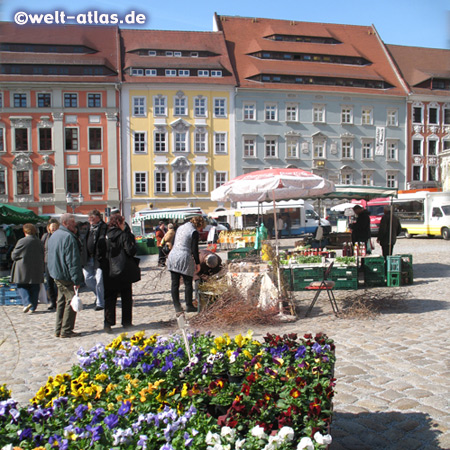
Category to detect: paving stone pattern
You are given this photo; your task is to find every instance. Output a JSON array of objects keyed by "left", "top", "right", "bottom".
[{"left": 0, "top": 238, "right": 449, "bottom": 449}]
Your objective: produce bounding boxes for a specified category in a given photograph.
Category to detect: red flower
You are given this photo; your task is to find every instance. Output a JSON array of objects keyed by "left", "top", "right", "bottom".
[
  {"left": 289, "top": 388, "right": 301, "bottom": 398},
  {"left": 308, "top": 398, "right": 322, "bottom": 416}
]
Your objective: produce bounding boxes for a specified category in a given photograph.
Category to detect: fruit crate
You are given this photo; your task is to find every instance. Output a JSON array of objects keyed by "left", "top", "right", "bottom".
[
  {"left": 331, "top": 266, "right": 357, "bottom": 280},
  {"left": 292, "top": 266, "right": 324, "bottom": 279},
  {"left": 333, "top": 278, "right": 358, "bottom": 290},
  {"left": 364, "top": 256, "right": 385, "bottom": 269},
  {"left": 365, "top": 273, "right": 386, "bottom": 287},
  {"left": 227, "top": 247, "right": 257, "bottom": 261}
]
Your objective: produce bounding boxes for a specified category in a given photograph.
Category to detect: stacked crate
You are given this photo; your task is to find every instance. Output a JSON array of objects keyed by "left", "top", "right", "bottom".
[
  {"left": 363, "top": 257, "right": 386, "bottom": 287},
  {"left": 330, "top": 265, "right": 358, "bottom": 290},
  {"left": 290, "top": 266, "right": 323, "bottom": 291},
  {"left": 0, "top": 278, "right": 20, "bottom": 306},
  {"left": 387, "top": 254, "right": 413, "bottom": 287}
]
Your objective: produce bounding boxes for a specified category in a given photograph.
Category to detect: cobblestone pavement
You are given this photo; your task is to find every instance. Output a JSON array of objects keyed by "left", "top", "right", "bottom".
[{"left": 0, "top": 238, "right": 449, "bottom": 449}]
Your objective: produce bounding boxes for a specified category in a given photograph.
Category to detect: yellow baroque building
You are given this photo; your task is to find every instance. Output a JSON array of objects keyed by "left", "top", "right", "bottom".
[{"left": 120, "top": 30, "right": 236, "bottom": 220}]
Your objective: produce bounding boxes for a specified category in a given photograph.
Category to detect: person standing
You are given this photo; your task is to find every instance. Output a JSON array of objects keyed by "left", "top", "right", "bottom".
[
  {"left": 277, "top": 215, "right": 284, "bottom": 240},
  {"left": 48, "top": 213, "right": 84, "bottom": 338},
  {"left": 41, "top": 219, "right": 60, "bottom": 311},
  {"left": 166, "top": 216, "right": 204, "bottom": 315},
  {"left": 162, "top": 223, "right": 175, "bottom": 252},
  {"left": 10, "top": 223, "right": 45, "bottom": 314},
  {"left": 81, "top": 210, "right": 107, "bottom": 311},
  {"left": 349, "top": 205, "right": 371, "bottom": 246},
  {"left": 377, "top": 206, "right": 402, "bottom": 258},
  {"left": 155, "top": 221, "right": 166, "bottom": 267},
  {"left": 103, "top": 214, "right": 139, "bottom": 333}
]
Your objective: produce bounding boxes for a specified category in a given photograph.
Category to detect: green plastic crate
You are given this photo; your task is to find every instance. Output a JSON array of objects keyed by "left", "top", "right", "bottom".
[
  {"left": 387, "top": 272, "right": 401, "bottom": 287},
  {"left": 365, "top": 274, "right": 386, "bottom": 287},
  {"left": 227, "top": 247, "right": 257, "bottom": 261},
  {"left": 292, "top": 279, "right": 316, "bottom": 291},
  {"left": 333, "top": 278, "right": 358, "bottom": 290},
  {"left": 331, "top": 266, "right": 357, "bottom": 280},
  {"left": 292, "top": 267, "right": 324, "bottom": 279}
]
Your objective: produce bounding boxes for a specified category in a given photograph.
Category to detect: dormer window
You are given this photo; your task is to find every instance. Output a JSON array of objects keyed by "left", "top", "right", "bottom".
[
  {"left": 148, "top": 51, "right": 157, "bottom": 56},
  {"left": 174, "top": 51, "right": 182, "bottom": 57},
  {"left": 191, "top": 52, "right": 199, "bottom": 57},
  {"left": 166, "top": 51, "right": 173, "bottom": 57},
  {"left": 131, "top": 68, "right": 144, "bottom": 76}
]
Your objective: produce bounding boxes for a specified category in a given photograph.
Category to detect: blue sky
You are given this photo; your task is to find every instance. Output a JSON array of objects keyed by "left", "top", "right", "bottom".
[{"left": 1, "top": 0, "right": 449, "bottom": 49}]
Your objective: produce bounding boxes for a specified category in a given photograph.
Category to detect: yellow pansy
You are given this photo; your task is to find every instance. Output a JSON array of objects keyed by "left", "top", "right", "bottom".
[
  {"left": 106, "top": 383, "right": 116, "bottom": 394},
  {"left": 181, "top": 383, "right": 188, "bottom": 398},
  {"left": 107, "top": 403, "right": 114, "bottom": 411},
  {"left": 95, "top": 373, "right": 108, "bottom": 382},
  {"left": 243, "top": 350, "right": 252, "bottom": 359}
]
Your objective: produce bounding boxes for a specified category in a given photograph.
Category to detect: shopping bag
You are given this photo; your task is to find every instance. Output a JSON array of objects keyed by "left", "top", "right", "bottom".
[
  {"left": 70, "top": 287, "right": 83, "bottom": 312},
  {"left": 38, "top": 283, "right": 48, "bottom": 304}
]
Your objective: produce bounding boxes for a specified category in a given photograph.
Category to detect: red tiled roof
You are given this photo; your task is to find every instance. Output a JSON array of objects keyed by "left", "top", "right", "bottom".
[
  {"left": 216, "top": 15, "right": 406, "bottom": 95},
  {"left": 0, "top": 21, "right": 120, "bottom": 83},
  {"left": 121, "top": 29, "right": 236, "bottom": 85},
  {"left": 387, "top": 44, "right": 450, "bottom": 95}
]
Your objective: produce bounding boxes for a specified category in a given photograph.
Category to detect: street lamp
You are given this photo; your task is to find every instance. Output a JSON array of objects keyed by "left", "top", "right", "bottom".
[{"left": 66, "top": 192, "right": 84, "bottom": 213}]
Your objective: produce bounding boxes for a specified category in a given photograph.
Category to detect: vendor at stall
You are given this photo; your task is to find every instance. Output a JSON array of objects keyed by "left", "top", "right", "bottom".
[
  {"left": 349, "top": 205, "right": 371, "bottom": 250},
  {"left": 194, "top": 249, "right": 223, "bottom": 308}
]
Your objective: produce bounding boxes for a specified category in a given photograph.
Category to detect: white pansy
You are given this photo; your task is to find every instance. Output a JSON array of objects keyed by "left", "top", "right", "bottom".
[
  {"left": 1, "top": 445, "right": 14, "bottom": 450},
  {"left": 229, "top": 353, "right": 236, "bottom": 363},
  {"left": 220, "top": 426, "right": 236, "bottom": 441},
  {"left": 278, "top": 426, "right": 295, "bottom": 442},
  {"left": 314, "top": 431, "right": 332, "bottom": 445},
  {"left": 206, "top": 431, "right": 221, "bottom": 445},
  {"left": 297, "top": 437, "right": 314, "bottom": 450},
  {"left": 235, "top": 438, "right": 246, "bottom": 449},
  {"left": 251, "top": 425, "right": 267, "bottom": 439}
]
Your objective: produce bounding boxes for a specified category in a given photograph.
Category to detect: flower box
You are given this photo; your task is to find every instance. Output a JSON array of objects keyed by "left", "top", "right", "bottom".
[{"left": 0, "top": 331, "right": 335, "bottom": 450}]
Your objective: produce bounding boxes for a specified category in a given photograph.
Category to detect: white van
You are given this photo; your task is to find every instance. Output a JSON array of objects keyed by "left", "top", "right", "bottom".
[{"left": 226, "top": 200, "right": 330, "bottom": 237}]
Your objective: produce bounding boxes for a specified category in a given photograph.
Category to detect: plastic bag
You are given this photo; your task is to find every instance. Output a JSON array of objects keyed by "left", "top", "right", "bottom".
[
  {"left": 70, "top": 287, "right": 83, "bottom": 312},
  {"left": 38, "top": 283, "right": 48, "bottom": 304}
]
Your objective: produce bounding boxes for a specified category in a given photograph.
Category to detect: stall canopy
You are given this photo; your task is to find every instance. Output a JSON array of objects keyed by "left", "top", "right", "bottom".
[
  {"left": 322, "top": 185, "right": 397, "bottom": 201},
  {"left": 132, "top": 208, "right": 202, "bottom": 224},
  {"left": 0, "top": 203, "right": 49, "bottom": 225}
]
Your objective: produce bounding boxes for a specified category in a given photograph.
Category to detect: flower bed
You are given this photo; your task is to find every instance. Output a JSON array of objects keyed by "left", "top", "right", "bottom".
[{"left": 0, "top": 331, "right": 335, "bottom": 450}]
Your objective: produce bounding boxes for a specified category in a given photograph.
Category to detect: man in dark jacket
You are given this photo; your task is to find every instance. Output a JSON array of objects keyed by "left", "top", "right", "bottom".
[
  {"left": 81, "top": 210, "right": 107, "bottom": 310},
  {"left": 377, "top": 206, "right": 402, "bottom": 258},
  {"left": 349, "top": 205, "right": 371, "bottom": 245},
  {"left": 48, "top": 213, "right": 84, "bottom": 338}
]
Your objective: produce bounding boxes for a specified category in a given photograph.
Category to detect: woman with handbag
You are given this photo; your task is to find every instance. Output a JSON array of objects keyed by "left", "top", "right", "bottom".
[{"left": 103, "top": 214, "right": 140, "bottom": 333}]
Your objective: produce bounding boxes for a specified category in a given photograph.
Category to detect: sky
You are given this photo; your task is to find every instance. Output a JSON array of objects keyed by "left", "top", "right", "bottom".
[{"left": 1, "top": 0, "right": 449, "bottom": 50}]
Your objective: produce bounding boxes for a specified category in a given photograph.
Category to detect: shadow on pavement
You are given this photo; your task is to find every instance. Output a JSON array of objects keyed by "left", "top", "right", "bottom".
[
  {"left": 331, "top": 411, "right": 442, "bottom": 450},
  {"left": 413, "top": 263, "right": 450, "bottom": 279}
]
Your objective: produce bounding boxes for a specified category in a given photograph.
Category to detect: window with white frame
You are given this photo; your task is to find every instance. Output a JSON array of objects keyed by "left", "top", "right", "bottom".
[
  {"left": 412, "top": 104, "right": 423, "bottom": 124},
  {"left": 133, "top": 132, "right": 147, "bottom": 153},
  {"left": 131, "top": 68, "right": 144, "bottom": 76},
  {"left": 243, "top": 137, "right": 256, "bottom": 158},
  {"left": 444, "top": 106, "right": 450, "bottom": 125},
  {"left": 14, "top": 128, "right": 29, "bottom": 151},
  {"left": 148, "top": 50, "right": 156, "bottom": 56},
  {"left": 412, "top": 138, "right": 423, "bottom": 155},
  {"left": 38, "top": 93, "right": 52, "bottom": 108},
  {"left": 361, "top": 171, "right": 373, "bottom": 186},
  {"left": 174, "top": 95, "right": 187, "bottom": 116},
  {"left": 194, "top": 97, "right": 207, "bottom": 117},
  {"left": 195, "top": 170, "right": 208, "bottom": 193},
  {"left": 87, "top": 93, "right": 101, "bottom": 108},
  {"left": 412, "top": 165, "right": 422, "bottom": 181},
  {"left": 386, "top": 140, "right": 398, "bottom": 161},
  {"left": 341, "top": 140, "right": 353, "bottom": 159},
  {"left": 265, "top": 137, "right": 277, "bottom": 158},
  {"left": 179, "top": 70, "right": 190, "bottom": 77},
  {"left": 166, "top": 51, "right": 173, "bottom": 57},
  {"left": 211, "top": 70, "right": 222, "bottom": 77},
  {"left": 214, "top": 98, "right": 227, "bottom": 118},
  {"left": 154, "top": 130, "right": 167, "bottom": 153},
  {"left": 341, "top": 106, "right": 353, "bottom": 124},
  {"left": 88, "top": 127, "right": 102, "bottom": 151},
  {"left": 0, "top": 168, "right": 5, "bottom": 195},
  {"left": 361, "top": 107, "right": 373, "bottom": 125},
  {"left": 89, "top": 168, "right": 103, "bottom": 194},
  {"left": 194, "top": 129, "right": 207, "bottom": 153},
  {"left": 428, "top": 138, "right": 438, "bottom": 156},
  {"left": 386, "top": 173, "right": 397, "bottom": 188},
  {"left": 214, "top": 133, "right": 227, "bottom": 154},
  {"left": 286, "top": 103, "right": 298, "bottom": 122},
  {"left": 153, "top": 96, "right": 167, "bottom": 116},
  {"left": 265, "top": 103, "right": 277, "bottom": 121},
  {"left": 191, "top": 52, "right": 198, "bottom": 57},
  {"left": 214, "top": 172, "right": 227, "bottom": 189},
  {"left": 428, "top": 165, "right": 438, "bottom": 181},
  {"left": 64, "top": 93, "right": 78, "bottom": 107},
  {"left": 362, "top": 141, "right": 373, "bottom": 160},
  {"left": 16, "top": 170, "right": 30, "bottom": 195},
  {"left": 134, "top": 172, "right": 147, "bottom": 194},
  {"left": 313, "top": 105, "right": 325, "bottom": 123},
  {"left": 38, "top": 128, "right": 52, "bottom": 151},
  {"left": 132, "top": 97, "right": 146, "bottom": 117},
  {"left": 198, "top": 70, "right": 209, "bottom": 77},
  {"left": 175, "top": 171, "right": 188, "bottom": 192},
  {"left": 313, "top": 140, "right": 325, "bottom": 158},
  {"left": 174, "top": 132, "right": 188, "bottom": 152},
  {"left": 145, "top": 69, "right": 157, "bottom": 76},
  {"left": 387, "top": 109, "right": 398, "bottom": 126},
  {"left": 14, "top": 93, "right": 28, "bottom": 108},
  {"left": 174, "top": 52, "right": 182, "bottom": 57},
  {"left": 0, "top": 128, "right": 4, "bottom": 152},
  {"left": 154, "top": 170, "right": 168, "bottom": 193},
  {"left": 243, "top": 103, "right": 256, "bottom": 120},
  {"left": 428, "top": 104, "right": 439, "bottom": 125},
  {"left": 340, "top": 172, "right": 353, "bottom": 185},
  {"left": 286, "top": 138, "right": 299, "bottom": 158},
  {"left": 65, "top": 127, "right": 78, "bottom": 151},
  {"left": 165, "top": 69, "right": 177, "bottom": 77},
  {"left": 40, "top": 169, "right": 53, "bottom": 194},
  {"left": 443, "top": 138, "right": 450, "bottom": 152}
]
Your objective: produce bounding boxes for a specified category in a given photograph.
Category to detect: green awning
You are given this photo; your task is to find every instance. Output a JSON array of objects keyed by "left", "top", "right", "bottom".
[
  {"left": 322, "top": 185, "right": 397, "bottom": 200},
  {"left": 132, "top": 211, "right": 201, "bottom": 224},
  {"left": 0, "top": 203, "right": 50, "bottom": 225}
]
